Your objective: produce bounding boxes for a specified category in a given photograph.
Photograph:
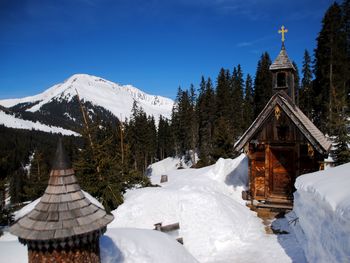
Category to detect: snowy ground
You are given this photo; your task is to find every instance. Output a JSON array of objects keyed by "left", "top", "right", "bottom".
[
  {"left": 110, "top": 154, "right": 306, "bottom": 263},
  {"left": 0, "top": 154, "right": 307, "bottom": 262},
  {"left": 293, "top": 163, "right": 350, "bottom": 262}
]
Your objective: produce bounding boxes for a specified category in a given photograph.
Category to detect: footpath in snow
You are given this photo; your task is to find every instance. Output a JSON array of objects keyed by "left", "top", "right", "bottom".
[{"left": 0, "top": 154, "right": 306, "bottom": 262}]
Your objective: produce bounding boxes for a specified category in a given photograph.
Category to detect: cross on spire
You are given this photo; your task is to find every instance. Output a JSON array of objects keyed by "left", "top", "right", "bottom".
[{"left": 278, "top": 25, "right": 288, "bottom": 43}]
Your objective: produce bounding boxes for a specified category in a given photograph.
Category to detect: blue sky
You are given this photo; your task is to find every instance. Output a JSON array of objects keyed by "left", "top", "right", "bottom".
[{"left": 0, "top": 0, "right": 334, "bottom": 99}]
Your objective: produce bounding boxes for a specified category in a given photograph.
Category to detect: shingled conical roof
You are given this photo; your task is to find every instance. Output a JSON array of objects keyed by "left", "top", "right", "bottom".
[
  {"left": 10, "top": 139, "right": 113, "bottom": 247},
  {"left": 269, "top": 45, "right": 295, "bottom": 71}
]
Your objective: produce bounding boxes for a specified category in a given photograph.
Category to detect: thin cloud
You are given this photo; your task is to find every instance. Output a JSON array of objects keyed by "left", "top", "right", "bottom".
[{"left": 236, "top": 35, "right": 274, "bottom": 48}]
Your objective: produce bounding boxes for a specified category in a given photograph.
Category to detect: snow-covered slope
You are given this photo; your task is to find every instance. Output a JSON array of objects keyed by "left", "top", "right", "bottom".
[
  {"left": 1, "top": 188, "right": 196, "bottom": 263},
  {"left": 0, "top": 110, "right": 79, "bottom": 136},
  {"left": 111, "top": 155, "right": 305, "bottom": 262},
  {"left": 0, "top": 154, "right": 306, "bottom": 262},
  {"left": 0, "top": 74, "right": 174, "bottom": 122},
  {"left": 293, "top": 163, "right": 350, "bottom": 262}
]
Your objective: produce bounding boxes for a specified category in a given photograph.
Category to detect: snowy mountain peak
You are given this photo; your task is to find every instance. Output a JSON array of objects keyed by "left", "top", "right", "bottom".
[{"left": 0, "top": 74, "right": 174, "bottom": 123}]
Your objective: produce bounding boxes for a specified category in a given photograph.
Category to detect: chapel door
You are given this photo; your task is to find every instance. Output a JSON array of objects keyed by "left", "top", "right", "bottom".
[{"left": 269, "top": 148, "right": 295, "bottom": 199}]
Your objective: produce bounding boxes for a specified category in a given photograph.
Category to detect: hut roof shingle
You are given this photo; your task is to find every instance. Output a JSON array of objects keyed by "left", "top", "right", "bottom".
[{"left": 10, "top": 139, "right": 114, "bottom": 242}]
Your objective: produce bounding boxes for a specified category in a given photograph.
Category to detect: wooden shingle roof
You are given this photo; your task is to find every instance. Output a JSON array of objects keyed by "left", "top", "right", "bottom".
[
  {"left": 234, "top": 91, "right": 332, "bottom": 155},
  {"left": 269, "top": 45, "right": 295, "bottom": 71},
  {"left": 10, "top": 139, "right": 114, "bottom": 244}
]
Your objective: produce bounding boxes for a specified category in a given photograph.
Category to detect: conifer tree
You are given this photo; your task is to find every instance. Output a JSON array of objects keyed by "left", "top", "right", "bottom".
[
  {"left": 314, "top": 1, "right": 350, "bottom": 164},
  {"left": 342, "top": 0, "right": 350, "bottom": 107},
  {"left": 196, "top": 77, "right": 216, "bottom": 166},
  {"left": 253, "top": 52, "right": 272, "bottom": 117},
  {"left": 313, "top": 2, "right": 348, "bottom": 132},
  {"left": 299, "top": 49, "right": 314, "bottom": 117},
  {"left": 74, "top": 110, "right": 149, "bottom": 212},
  {"left": 157, "top": 115, "right": 174, "bottom": 160},
  {"left": 23, "top": 150, "right": 50, "bottom": 201},
  {"left": 216, "top": 68, "right": 232, "bottom": 120},
  {"left": 231, "top": 65, "right": 245, "bottom": 137},
  {"left": 243, "top": 74, "right": 254, "bottom": 130},
  {"left": 292, "top": 61, "right": 300, "bottom": 105}
]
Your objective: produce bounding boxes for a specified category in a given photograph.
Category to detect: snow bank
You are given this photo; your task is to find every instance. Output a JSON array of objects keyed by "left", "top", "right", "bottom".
[
  {"left": 0, "top": 111, "right": 79, "bottom": 136},
  {"left": 101, "top": 228, "right": 197, "bottom": 263},
  {"left": 112, "top": 154, "right": 298, "bottom": 262},
  {"left": 0, "top": 232, "right": 27, "bottom": 263},
  {"left": 0, "top": 228, "right": 196, "bottom": 263},
  {"left": 293, "top": 163, "right": 350, "bottom": 262},
  {"left": 1, "top": 154, "right": 306, "bottom": 262}
]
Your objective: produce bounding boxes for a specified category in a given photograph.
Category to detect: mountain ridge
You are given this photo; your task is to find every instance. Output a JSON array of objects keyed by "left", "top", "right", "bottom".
[
  {"left": 0, "top": 74, "right": 174, "bottom": 122},
  {"left": 0, "top": 74, "right": 174, "bottom": 135}
]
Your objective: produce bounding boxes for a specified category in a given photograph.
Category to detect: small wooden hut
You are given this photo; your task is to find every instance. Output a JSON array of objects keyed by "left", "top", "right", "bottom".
[
  {"left": 10, "top": 139, "right": 114, "bottom": 263},
  {"left": 234, "top": 42, "right": 331, "bottom": 208}
]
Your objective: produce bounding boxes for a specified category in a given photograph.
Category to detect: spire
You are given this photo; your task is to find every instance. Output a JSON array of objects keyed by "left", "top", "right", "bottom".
[
  {"left": 269, "top": 46, "right": 295, "bottom": 71},
  {"left": 271, "top": 25, "right": 295, "bottom": 71},
  {"left": 52, "top": 137, "right": 71, "bottom": 170},
  {"left": 10, "top": 138, "right": 113, "bottom": 248}
]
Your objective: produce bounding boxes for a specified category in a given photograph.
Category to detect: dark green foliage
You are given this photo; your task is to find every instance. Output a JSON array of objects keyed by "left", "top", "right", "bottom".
[
  {"left": 243, "top": 74, "right": 254, "bottom": 130},
  {"left": 157, "top": 115, "right": 174, "bottom": 160},
  {"left": 299, "top": 50, "right": 314, "bottom": 117},
  {"left": 231, "top": 65, "right": 245, "bottom": 137},
  {"left": 22, "top": 151, "right": 51, "bottom": 201},
  {"left": 313, "top": 2, "right": 348, "bottom": 132},
  {"left": 74, "top": 117, "right": 150, "bottom": 212},
  {"left": 9, "top": 96, "right": 118, "bottom": 132},
  {"left": 172, "top": 86, "right": 197, "bottom": 161},
  {"left": 196, "top": 77, "right": 216, "bottom": 166},
  {"left": 343, "top": 0, "right": 350, "bottom": 108},
  {"left": 253, "top": 52, "right": 272, "bottom": 117},
  {"left": 293, "top": 61, "right": 300, "bottom": 105},
  {"left": 313, "top": 1, "right": 350, "bottom": 164},
  {"left": 126, "top": 101, "right": 159, "bottom": 173},
  {"left": 331, "top": 111, "right": 350, "bottom": 165}
]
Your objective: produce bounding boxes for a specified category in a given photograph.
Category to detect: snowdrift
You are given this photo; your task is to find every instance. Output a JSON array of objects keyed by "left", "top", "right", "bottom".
[
  {"left": 1, "top": 154, "right": 305, "bottom": 262},
  {"left": 293, "top": 163, "right": 350, "bottom": 262},
  {"left": 111, "top": 155, "right": 298, "bottom": 262}
]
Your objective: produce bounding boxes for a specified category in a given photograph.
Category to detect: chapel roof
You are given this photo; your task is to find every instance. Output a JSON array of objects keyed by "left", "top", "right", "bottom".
[{"left": 234, "top": 91, "right": 332, "bottom": 154}]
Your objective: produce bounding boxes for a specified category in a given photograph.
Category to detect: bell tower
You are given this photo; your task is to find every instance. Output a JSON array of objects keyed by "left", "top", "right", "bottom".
[{"left": 269, "top": 25, "right": 296, "bottom": 103}]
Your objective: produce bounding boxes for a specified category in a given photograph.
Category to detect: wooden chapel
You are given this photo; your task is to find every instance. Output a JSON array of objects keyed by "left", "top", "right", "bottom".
[{"left": 234, "top": 26, "right": 331, "bottom": 209}]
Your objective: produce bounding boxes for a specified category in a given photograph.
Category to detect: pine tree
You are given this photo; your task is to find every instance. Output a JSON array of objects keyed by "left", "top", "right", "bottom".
[
  {"left": 314, "top": 1, "right": 350, "bottom": 165},
  {"left": 74, "top": 111, "right": 149, "bottom": 212},
  {"left": 299, "top": 49, "right": 314, "bottom": 117},
  {"left": 216, "top": 68, "right": 232, "bottom": 120},
  {"left": 231, "top": 64, "right": 245, "bottom": 137},
  {"left": 157, "top": 115, "right": 173, "bottom": 160},
  {"left": 253, "top": 52, "right": 272, "bottom": 117},
  {"left": 23, "top": 150, "right": 50, "bottom": 201},
  {"left": 313, "top": 2, "right": 348, "bottom": 133},
  {"left": 342, "top": 0, "right": 350, "bottom": 108},
  {"left": 293, "top": 61, "right": 300, "bottom": 105},
  {"left": 243, "top": 74, "right": 254, "bottom": 130},
  {"left": 196, "top": 77, "right": 216, "bottom": 166}
]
